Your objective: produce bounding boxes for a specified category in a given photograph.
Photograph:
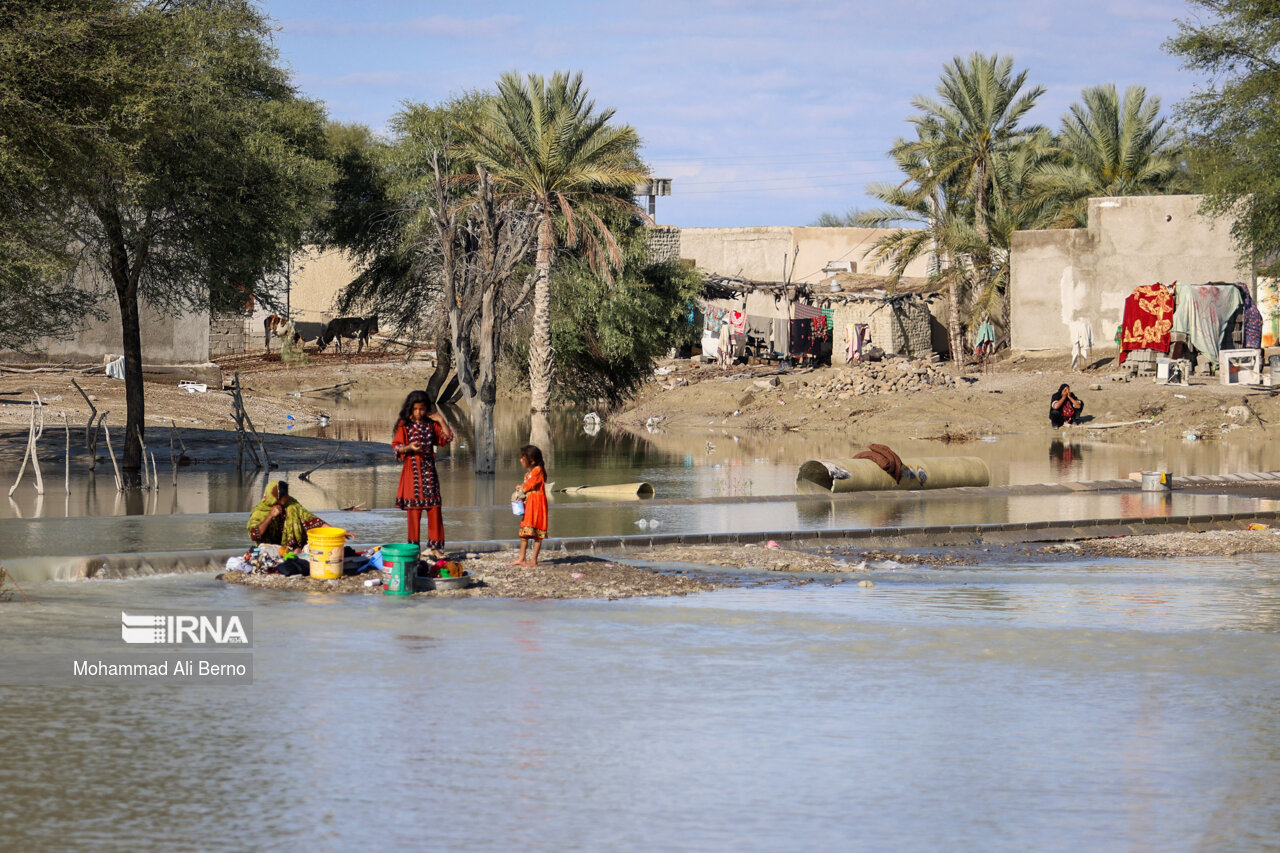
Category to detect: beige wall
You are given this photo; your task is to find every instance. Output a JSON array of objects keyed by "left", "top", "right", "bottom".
[
  {"left": 286, "top": 247, "right": 363, "bottom": 325},
  {"left": 680, "top": 226, "right": 931, "bottom": 283},
  {"left": 1010, "top": 195, "right": 1248, "bottom": 351},
  {"left": 1, "top": 263, "right": 210, "bottom": 365}
]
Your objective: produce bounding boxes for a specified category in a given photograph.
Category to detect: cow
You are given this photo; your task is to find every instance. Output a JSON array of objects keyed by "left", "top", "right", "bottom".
[
  {"left": 263, "top": 315, "right": 299, "bottom": 352},
  {"left": 317, "top": 315, "right": 379, "bottom": 354}
]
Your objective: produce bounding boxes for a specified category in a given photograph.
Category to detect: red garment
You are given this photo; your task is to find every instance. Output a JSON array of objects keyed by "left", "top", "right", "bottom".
[
  {"left": 394, "top": 420, "right": 450, "bottom": 508},
  {"left": 1119, "top": 283, "right": 1175, "bottom": 363},
  {"left": 518, "top": 466, "right": 548, "bottom": 541}
]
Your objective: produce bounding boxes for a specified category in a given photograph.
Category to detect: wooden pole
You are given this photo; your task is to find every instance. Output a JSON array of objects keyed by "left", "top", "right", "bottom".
[
  {"left": 103, "top": 423, "right": 122, "bottom": 492},
  {"left": 61, "top": 411, "right": 70, "bottom": 494}
]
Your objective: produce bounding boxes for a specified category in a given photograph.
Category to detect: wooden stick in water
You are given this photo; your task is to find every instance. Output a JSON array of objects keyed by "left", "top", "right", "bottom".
[
  {"left": 62, "top": 411, "right": 70, "bottom": 494},
  {"left": 103, "top": 422, "right": 122, "bottom": 492},
  {"left": 7, "top": 403, "right": 34, "bottom": 497}
]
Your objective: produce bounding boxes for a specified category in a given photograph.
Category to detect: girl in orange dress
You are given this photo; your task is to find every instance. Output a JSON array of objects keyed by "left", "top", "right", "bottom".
[
  {"left": 392, "top": 390, "right": 453, "bottom": 556},
  {"left": 511, "top": 444, "right": 548, "bottom": 566}
]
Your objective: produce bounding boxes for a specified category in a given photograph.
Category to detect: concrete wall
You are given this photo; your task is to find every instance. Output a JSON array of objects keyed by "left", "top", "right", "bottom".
[
  {"left": 0, "top": 263, "right": 211, "bottom": 365},
  {"left": 1010, "top": 195, "right": 1249, "bottom": 351},
  {"left": 286, "top": 247, "right": 363, "bottom": 325},
  {"left": 680, "top": 226, "right": 931, "bottom": 283}
]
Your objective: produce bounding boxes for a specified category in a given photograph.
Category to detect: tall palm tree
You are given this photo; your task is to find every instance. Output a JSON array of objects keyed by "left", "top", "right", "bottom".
[
  {"left": 861, "top": 62, "right": 1049, "bottom": 364},
  {"left": 1031, "top": 84, "right": 1187, "bottom": 228},
  {"left": 902, "top": 53, "right": 1047, "bottom": 247},
  {"left": 466, "top": 71, "right": 646, "bottom": 415}
]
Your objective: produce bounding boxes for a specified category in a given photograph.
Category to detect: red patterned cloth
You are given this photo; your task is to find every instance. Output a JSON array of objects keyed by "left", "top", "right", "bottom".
[{"left": 1119, "top": 283, "right": 1175, "bottom": 364}]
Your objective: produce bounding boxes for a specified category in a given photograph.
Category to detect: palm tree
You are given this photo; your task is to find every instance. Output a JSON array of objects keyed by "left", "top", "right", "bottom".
[
  {"left": 863, "top": 54, "right": 1048, "bottom": 363},
  {"left": 903, "top": 53, "right": 1047, "bottom": 246},
  {"left": 1031, "top": 84, "right": 1186, "bottom": 228},
  {"left": 466, "top": 71, "right": 646, "bottom": 415}
]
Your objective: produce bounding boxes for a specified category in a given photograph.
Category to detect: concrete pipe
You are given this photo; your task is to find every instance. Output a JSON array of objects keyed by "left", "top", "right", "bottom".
[
  {"left": 557, "top": 482, "right": 656, "bottom": 500},
  {"left": 797, "top": 457, "right": 991, "bottom": 493}
]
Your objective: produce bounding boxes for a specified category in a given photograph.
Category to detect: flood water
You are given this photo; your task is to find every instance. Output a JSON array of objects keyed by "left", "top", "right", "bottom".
[
  {"left": 5, "top": 392, "right": 1280, "bottom": 848},
  {"left": 4, "top": 390, "right": 1280, "bottom": 522},
  {"left": 4, "top": 552, "right": 1280, "bottom": 850}
]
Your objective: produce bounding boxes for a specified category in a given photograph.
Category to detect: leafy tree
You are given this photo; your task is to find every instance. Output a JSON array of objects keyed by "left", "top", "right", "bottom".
[
  {"left": 1166, "top": 1, "right": 1280, "bottom": 269},
  {"left": 465, "top": 71, "right": 647, "bottom": 417},
  {"left": 1030, "top": 84, "right": 1187, "bottom": 228},
  {"left": 808, "top": 208, "right": 867, "bottom": 227},
  {"left": 0, "top": 0, "right": 331, "bottom": 480},
  {"left": 862, "top": 54, "right": 1046, "bottom": 362}
]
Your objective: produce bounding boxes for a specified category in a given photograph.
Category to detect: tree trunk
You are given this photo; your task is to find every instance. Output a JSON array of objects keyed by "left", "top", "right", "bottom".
[
  {"left": 528, "top": 215, "right": 555, "bottom": 415},
  {"left": 945, "top": 258, "right": 966, "bottom": 370},
  {"left": 101, "top": 208, "right": 144, "bottom": 487},
  {"left": 471, "top": 285, "right": 499, "bottom": 475}
]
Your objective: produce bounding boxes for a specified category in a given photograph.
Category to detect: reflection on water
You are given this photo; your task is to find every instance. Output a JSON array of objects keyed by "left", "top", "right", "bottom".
[
  {"left": 4, "top": 552, "right": 1280, "bottom": 850},
  {"left": 6, "top": 392, "right": 1280, "bottom": 520}
]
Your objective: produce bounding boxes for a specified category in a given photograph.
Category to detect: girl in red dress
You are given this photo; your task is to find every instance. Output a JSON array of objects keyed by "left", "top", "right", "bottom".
[
  {"left": 511, "top": 444, "right": 548, "bottom": 566},
  {"left": 392, "top": 390, "right": 453, "bottom": 556}
]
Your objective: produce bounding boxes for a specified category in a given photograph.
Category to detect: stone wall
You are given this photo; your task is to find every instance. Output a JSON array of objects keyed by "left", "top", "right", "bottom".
[
  {"left": 818, "top": 297, "right": 934, "bottom": 362},
  {"left": 646, "top": 225, "right": 681, "bottom": 265},
  {"left": 209, "top": 312, "right": 248, "bottom": 358},
  {"left": 1010, "top": 195, "right": 1248, "bottom": 351}
]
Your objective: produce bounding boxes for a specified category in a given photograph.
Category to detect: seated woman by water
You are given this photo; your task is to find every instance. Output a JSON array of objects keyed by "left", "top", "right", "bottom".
[
  {"left": 1049, "top": 383, "right": 1084, "bottom": 427},
  {"left": 247, "top": 481, "right": 328, "bottom": 550}
]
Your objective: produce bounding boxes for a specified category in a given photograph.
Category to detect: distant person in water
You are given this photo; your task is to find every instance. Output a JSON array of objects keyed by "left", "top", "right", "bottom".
[
  {"left": 1050, "top": 383, "right": 1084, "bottom": 427},
  {"left": 247, "top": 481, "right": 327, "bottom": 550},
  {"left": 392, "top": 390, "right": 454, "bottom": 557}
]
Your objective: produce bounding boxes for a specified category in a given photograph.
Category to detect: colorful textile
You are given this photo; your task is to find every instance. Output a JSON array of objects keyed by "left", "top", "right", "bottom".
[
  {"left": 789, "top": 319, "right": 813, "bottom": 357},
  {"left": 247, "top": 482, "right": 325, "bottom": 551},
  {"left": 518, "top": 466, "right": 548, "bottom": 540},
  {"left": 1238, "top": 283, "right": 1263, "bottom": 349},
  {"left": 1120, "top": 283, "right": 1175, "bottom": 363},
  {"left": 1171, "top": 283, "right": 1242, "bottom": 366},
  {"left": 729, "top": 311, "right": 746, "bottom": 334},
  {"left": 394, "top": 419, "right": 450, "bottom": 510},
  {"left": 1258, "top": 277, "right": 1280, "bottom": 348}
]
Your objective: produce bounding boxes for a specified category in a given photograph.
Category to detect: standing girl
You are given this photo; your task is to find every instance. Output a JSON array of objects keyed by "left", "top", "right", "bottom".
[
  {"left": 511, "top": 444, "right": 548, "bottom": 566},
  {"left": 392, "top": 390, "right": 454, "bottom": 557}
]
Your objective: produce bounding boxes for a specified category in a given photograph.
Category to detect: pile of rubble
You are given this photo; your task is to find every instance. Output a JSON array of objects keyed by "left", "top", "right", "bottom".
[{"left": 802, "top": 358, "right": 960, "bottom": 399}]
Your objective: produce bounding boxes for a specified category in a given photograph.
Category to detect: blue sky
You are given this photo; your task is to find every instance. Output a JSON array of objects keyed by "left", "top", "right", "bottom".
[{"left": 260, "top": 0, "right": 1196, "bottom": 228}]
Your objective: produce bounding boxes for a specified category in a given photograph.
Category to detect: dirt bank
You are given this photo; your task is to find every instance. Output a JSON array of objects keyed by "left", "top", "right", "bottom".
[
  {"left": 219, "top": 549, "right": 722, "bottom": 599},
  {"left": 613, "top": 352, "right": 1280, "bottom": 443}
]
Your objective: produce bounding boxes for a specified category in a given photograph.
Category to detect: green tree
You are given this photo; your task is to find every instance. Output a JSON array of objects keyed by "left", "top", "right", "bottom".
[
  {"left": 465, "top": 71, "right": 647, "bottom": 417},
  {"left": 1031, "top": 84, "right": 1186, "bottom": 228},
  {"left": 0, "top": 0, "right": 331, "bottom": 480},
  {"left": 862, "top": 55, "right": 1047, "bottom": 362},
  {"left": 808, "top": 208, "right": 867, "bottom": 227},
  {"left": 1166, "top": 1, "right": 1280, "bottom": 269}
]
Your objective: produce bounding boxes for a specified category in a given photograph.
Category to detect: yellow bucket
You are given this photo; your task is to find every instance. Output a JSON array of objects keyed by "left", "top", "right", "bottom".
[{"left": 307, "top": 526, "right": 347, "bottom": 579}]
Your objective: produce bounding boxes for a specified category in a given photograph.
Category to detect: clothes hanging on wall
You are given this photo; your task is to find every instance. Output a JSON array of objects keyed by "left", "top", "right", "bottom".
[
  {"left": 771, "top": 318, "right": 789, "bottom": 356},
  {"left": 1120, "top": 282, "right": 1176, "bottom": 364},
  {"left": 1171, "top": 282, "right": 1241, "bottom": 366},
  {"left": 1069, "top": 320, "right": 1092, "bottom": 370},
  {"left": 789, "top": 319, "right": 814, "bottom": 358}
]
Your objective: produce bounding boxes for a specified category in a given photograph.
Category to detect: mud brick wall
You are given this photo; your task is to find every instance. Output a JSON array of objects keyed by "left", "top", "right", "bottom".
[{"left": 646, "top": 225, "right": 681, "bottom": 265}]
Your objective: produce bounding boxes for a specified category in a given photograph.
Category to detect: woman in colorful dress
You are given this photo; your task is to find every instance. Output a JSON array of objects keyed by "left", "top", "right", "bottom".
[
  {"left": 392, "top": 390, "right": 453, "bottom": 556},
  {"left": 1049, "top": 383, "right": 1084, "bottom": 427},
  {"left": 510, "top": 444, "right": 548, "bottom": 567},
  {"left": 247, "top": 481, "right": 327, "bottom": 551}
]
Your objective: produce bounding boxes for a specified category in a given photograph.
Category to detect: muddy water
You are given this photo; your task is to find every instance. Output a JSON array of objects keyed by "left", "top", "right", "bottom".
[
  {"left": 4, "top": 553, "right": 1280, "bottom": 850},
  {"left": 4, "top": 392, "right": 1280, "bottom": 521}
]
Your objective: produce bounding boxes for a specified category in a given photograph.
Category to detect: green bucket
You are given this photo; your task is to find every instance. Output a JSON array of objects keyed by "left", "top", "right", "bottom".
[{"left": 382, "top": 543, "right": 420, "bottom": 596}]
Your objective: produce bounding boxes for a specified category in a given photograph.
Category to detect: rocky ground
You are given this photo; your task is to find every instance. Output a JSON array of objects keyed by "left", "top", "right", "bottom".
[
  {"left": 1039, "top": 527, "right": 1280, "bottom": 558},
  {"left": 219, "top": 548, "right": 722, "bottom": 599},
  {"left": 612, "top": 351, "right": 1280, "bottom": 442}
]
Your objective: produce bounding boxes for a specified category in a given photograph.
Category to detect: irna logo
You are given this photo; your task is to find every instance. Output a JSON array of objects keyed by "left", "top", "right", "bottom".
[{"left": 121, "top": 611, "right": 251, "bottom": 645}]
